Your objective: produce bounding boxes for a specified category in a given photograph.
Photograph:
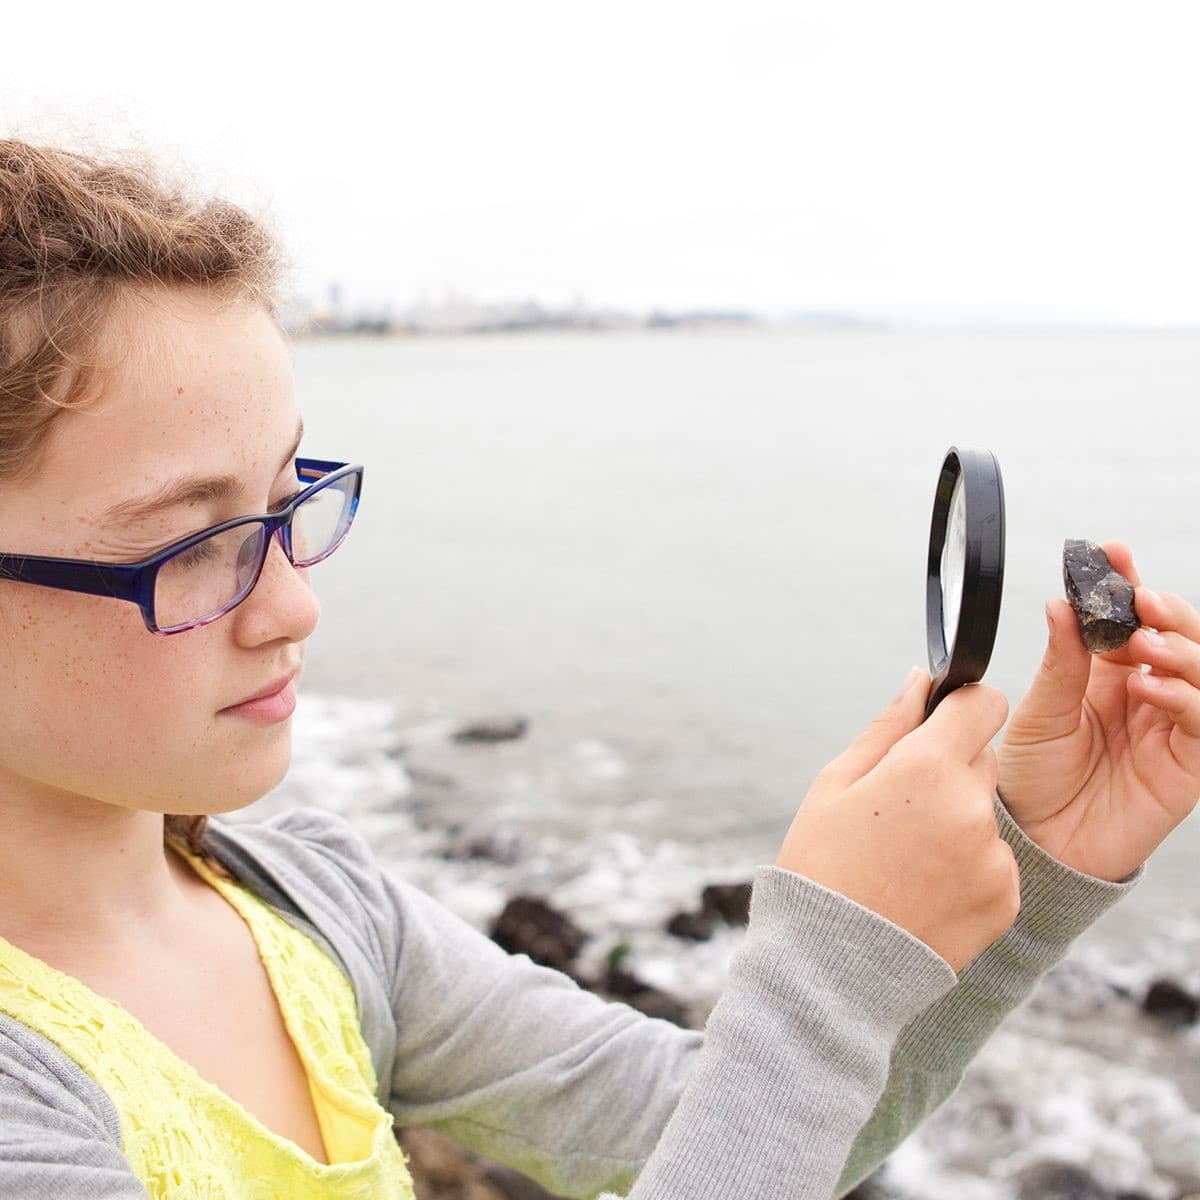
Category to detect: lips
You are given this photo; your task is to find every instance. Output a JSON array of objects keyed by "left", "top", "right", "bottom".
[{"left": 227, "top": 667, "right": 299, "bottom": 709}]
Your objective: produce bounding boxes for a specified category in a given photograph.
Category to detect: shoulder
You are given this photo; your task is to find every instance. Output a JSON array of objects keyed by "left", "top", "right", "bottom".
[
  {"left": 0, "top": 1016, "right": 147, "bottom": 1192},
  {"left": 207, "top": 805, "right": 388, "bottom": 901},
  {"left": 0, "top": 1015, "right": 118, "bottom": 1133}
]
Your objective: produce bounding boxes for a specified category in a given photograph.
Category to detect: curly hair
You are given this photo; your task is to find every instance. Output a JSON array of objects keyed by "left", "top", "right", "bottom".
[{"left": 0, "top": 137, "right": 290, "bottom": 855}]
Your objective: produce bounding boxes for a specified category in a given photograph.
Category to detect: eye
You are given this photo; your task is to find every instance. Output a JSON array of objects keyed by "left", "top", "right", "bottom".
[{"left": 268, "top": 488, "right": 305, "bottom": 515}]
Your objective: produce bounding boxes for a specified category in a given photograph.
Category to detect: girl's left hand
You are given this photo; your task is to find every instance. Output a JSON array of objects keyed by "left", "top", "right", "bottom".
[{"left": 997, "top": 541, "right": 1200, "bottom": 882}]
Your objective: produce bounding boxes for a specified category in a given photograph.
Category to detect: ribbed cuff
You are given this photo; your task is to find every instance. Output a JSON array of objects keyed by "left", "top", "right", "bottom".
[
  {"left": 748, "top": 865, "right": 959, "bottom": 1032},
  {"left": 893, "top": 793, "right": 1143, "bottom": 1074},
  {"left": 993, "top": 793, "right": 1144, "bottom": 944}
]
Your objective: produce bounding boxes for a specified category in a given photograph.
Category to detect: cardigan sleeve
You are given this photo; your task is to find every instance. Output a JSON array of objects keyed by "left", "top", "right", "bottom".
[{"left": 0, "top": 1020, "right": 149, "bottom": 1199}]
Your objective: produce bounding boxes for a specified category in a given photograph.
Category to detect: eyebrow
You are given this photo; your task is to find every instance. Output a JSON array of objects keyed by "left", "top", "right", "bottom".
[{"left": 100, "top": 419, "right": 305, "bottom": 527}]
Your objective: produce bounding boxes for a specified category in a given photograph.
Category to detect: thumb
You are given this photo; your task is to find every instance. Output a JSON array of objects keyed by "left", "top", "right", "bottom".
[
  {"left": 825, "top": 667, "right": 931, "bottom": 785},
  {"left": 1010, "top": 599, "right": 1092, "bottom": 737}
]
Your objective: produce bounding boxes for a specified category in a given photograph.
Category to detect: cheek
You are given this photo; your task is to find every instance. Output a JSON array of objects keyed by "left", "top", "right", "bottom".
[
  {"left": 0, "top": 590, "right": 214, "bottom": 757},
  {"left": 0, "top": 589, "right": 285, "bottom": 815}
]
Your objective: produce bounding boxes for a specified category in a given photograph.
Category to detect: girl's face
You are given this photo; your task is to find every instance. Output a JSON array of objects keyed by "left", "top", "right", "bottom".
[{"left": 0, "top": 288, "right": 320, "bottom": 818}]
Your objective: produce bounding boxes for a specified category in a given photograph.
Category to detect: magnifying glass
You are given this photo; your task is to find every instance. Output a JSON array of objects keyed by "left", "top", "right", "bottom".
[{"left": 924, "top": 446, "right": 1006, "bottom": 717}]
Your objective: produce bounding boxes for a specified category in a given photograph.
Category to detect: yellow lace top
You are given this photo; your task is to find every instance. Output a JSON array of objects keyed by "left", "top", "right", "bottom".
[{"left": 0, "top": 843, "right": 416, "bottom": 1200}]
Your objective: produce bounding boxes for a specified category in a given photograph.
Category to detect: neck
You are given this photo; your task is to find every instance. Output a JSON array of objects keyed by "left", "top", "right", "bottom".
[{"left": 0, "top": 784, "right": 196, "bottom": 958}]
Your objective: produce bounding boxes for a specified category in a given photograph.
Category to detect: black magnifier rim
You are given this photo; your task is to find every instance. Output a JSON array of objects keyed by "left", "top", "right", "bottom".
[{"left": 925, "top": 446, "right": 1005, "bottom": 718}]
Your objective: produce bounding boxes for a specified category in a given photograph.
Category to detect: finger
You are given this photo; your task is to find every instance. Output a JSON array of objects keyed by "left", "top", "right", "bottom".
[
  {"left": 1133, "top": 586, "right": 1200, "bottom": 645},
  {"left": 1101, "top": 586, "right": 1200, "bottom": 670},
  {"left": 1007, "top": 599, "right": 1093, "bottom": 737},
  {"left": 1099, "top": 540, "right": 1141, "bottom": 588},
  {"left": 970, "top": 745, "right": 999, "bottom": 796},
  {"left": 824, "top": 667, "right": 932, "bottom": 785},
  {"left": 909, "top": 682, "right": 1009, "bottom": 761},
  {"left": 1127, "top": 670, "right": 1200, "bottom": 741},
  {"left": 1126, "top": 627, "right": 1200, "bottom": 691}
]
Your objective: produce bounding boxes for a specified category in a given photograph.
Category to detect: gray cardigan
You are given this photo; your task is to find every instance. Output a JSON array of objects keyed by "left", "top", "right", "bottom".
[{"left": 0, "top": 797, "right": 1140, "bottom": 1199}]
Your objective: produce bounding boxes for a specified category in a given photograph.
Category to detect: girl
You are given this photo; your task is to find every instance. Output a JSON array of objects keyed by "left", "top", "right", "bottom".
[{"left": 0, "top": 137, "right": 1195, "bottom": 1200}]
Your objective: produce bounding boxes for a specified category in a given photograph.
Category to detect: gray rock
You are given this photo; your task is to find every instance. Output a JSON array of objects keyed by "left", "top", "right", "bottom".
[
  {"left": 452, "top": 716, "right": 530, "bottom": 743},
  {"left": 1063, "top": 539, "right": 1140, "bottom": 653},
  {"left": 701, "top": 882, "right": 752, "bottom": 926},
  {"left": 665, "top": 909, "right": 716, "bottom": 941},
  {"left": 1017, "top": 1161, "right": 1113, "bottom": 1199},
  {"left": 601, "top": 965, "right": 691, "bottom": 1027},
  {"left": 1142, "top": 979, "right": 1199, "bottom": 1028},
  {"left": 489, "top": 896, "right": 588, "bottom": 973}
]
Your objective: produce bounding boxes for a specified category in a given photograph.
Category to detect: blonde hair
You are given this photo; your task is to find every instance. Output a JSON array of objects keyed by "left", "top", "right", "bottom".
[{"left": 0, "top": 137, "right": 290, "bottom": 854}]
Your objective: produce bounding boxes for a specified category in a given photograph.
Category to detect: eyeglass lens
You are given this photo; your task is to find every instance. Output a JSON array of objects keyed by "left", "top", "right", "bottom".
[{"left": 153, "top": 473, "right": 356, "bottom": 631}]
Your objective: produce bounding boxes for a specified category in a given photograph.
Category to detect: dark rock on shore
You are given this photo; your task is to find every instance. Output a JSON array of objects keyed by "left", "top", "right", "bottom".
[
  {"left": 601, "top": 964, "right": 690, "bottom": 1026},
  {"left": 1016, "top": 1161, "right": 1153, "bottom": 1200},
  {"left": 398, "top": 1126, "right": 563, "bottom": 1199},
  {"left": 702, "top": 882, "right": 752, "bottom": 925},
  {"left": 488, "top": 897, "right": 691, "bottom": 1024},
  {"left": 442, "top": 830, "right": 523, "bottom": 866},
  {"left": 666, "top": 909, "right": 716, "bottom": 940},
  {"left": 1142, "top": 978, "right": 1199, "bottom": 1028},
  {"left": 666, "top": 880, "right": 753, "bottom": 941},
  {"left": 489, "top": 896, "right": 588, "bottom": 973},
  {"left": 453, "top": 716, "right": 530, "bottom": 744}
]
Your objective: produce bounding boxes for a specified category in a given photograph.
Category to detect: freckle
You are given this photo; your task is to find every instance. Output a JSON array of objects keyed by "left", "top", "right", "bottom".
[
  {"left": 177, "top": 386, "right": 184, "bottom": 395},
  {"left": 873, "top": 810, "right": 880, "bottom": 817},
  {"left": 905, "top": 799, "right": 911, "bottom": 804}
]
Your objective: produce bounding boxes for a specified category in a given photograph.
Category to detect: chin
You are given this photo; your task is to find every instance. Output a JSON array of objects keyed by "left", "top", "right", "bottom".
[{"left": 188, "top": 735, "right": 294, "bottom": 816}]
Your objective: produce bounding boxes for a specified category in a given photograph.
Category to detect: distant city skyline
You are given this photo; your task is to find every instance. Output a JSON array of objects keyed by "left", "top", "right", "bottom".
[
  {"left": 288, "top": 280, "right": 1187, "bottom": 335},
  {"left": 7, "top": 1, "right": 1200, "bottom": 327}
]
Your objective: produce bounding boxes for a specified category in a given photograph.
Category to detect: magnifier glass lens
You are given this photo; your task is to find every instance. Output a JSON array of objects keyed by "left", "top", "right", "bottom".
[{"left": 940, "top": 474, "right": 967, "bottom": 649}]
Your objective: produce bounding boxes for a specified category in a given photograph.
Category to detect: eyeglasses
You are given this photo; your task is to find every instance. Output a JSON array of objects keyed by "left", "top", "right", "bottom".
[{"left": 0, "top": 457, "right": 363, "bottom": 634}]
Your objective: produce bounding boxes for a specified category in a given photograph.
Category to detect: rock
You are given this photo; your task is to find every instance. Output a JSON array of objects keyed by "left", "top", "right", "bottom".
[
  {"left": 841, "top": 1177, "right": 891, "bottom": 1200},
  {"left": 1142, "top": 978, "right": 1199, "bottom": 1028},
  {"left": 482, "top": 1164, "right": 564, "bottom": 1200},
  {"left": 404, "top": 765, "right": 459, "bottom": 789},
  {"left": 601, "top": 965, "right": 691, "bottom": 1026},
  {"left": 442, "top": 831, "right": 522, "bottom": 866},
  {"left": 1063, "top": 539, "right": 1140, "bottom": 653},
  {"left": 701, "top": 882, "right": 752, "bottom": 925},
  {"left": 666, "top": 881, "right": 753, "bottom": 941},
  {"left": 396, "top": 1126, "right": 512, "bottom": 1199},
  {"left": 1016, "top": 1161, "right": 1113, "bottom": 1200},
  {"left": 489, "top": 896, "right": 588, "bottom": 973},
  {"left": 665, "top": 909, "right": 716, "bottom": 941},
  {"left": 452, "top": 716, "right": 530, "bottom": 744}
]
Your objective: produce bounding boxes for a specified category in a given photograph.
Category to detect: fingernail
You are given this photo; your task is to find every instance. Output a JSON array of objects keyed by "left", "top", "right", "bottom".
[
  {"left": 894, "top": 667, "right": 920, "bottom": 701},
  {"left": 1142, "top": 672, "right": 1163, "bottom": 689},
  {"left": 1045, "top": 603, "right": 1055, "bottom": 641},
  {"left": 1142, "top": 589, "right": 1161, "bottom": 608},
  {"left": 1142, "top": 628, "right": 1165, "bottom": 646}
]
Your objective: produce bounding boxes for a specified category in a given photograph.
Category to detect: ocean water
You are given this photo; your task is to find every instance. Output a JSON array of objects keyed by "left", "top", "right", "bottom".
[{"left": 237, "top": 327, "right": 1200, "bottom": 1196}]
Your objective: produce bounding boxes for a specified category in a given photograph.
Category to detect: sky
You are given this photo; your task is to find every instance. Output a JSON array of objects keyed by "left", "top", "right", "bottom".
[{"left": 5, "top": 1, "right": 1200, "bottom": 324}]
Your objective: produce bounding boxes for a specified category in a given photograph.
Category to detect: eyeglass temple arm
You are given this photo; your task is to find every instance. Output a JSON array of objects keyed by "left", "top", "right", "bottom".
[{"left": 0, "top": 554, "right": 141, "bottom": 602}]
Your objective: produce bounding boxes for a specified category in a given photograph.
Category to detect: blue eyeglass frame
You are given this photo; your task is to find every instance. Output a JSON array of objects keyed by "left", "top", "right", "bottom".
[{"left": 0, "top": 457, "right": 363, "bottom": 635}]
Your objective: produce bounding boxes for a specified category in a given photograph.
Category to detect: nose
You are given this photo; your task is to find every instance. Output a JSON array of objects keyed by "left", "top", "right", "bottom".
[{"left": 232, "top": 525, "right": 321, "bottom": 645}]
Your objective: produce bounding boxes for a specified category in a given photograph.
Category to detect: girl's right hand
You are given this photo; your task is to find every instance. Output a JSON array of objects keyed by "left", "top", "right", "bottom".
[{"left": 775, "top": 670, "right": 1017, "bottom": 973}]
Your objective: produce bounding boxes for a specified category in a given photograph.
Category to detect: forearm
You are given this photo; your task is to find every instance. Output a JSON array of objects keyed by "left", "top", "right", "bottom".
[{"left": 834, "top": 793, "right": 1142, "bottom": 1196}]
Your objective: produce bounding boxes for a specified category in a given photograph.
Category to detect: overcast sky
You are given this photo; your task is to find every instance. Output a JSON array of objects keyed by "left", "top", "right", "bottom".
[{"left": 6, "top": 1, "right": 1200, "bottom": 323}]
